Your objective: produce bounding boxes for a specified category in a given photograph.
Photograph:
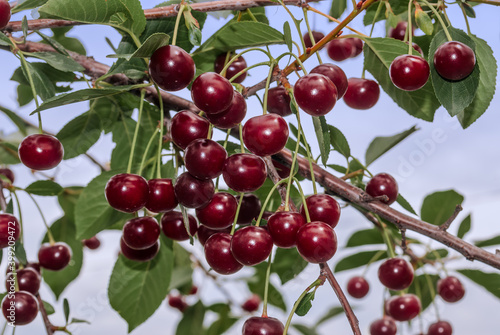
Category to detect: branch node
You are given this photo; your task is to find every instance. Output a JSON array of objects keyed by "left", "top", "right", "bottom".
[
  {"left": 496, "top": 249, "right": 500, "bottom": 257},
  {"left": 439, "top": 205, "right": 463, "bottom": 231},
  {"left": 400, "top": 228, "right": 407, "bottom": 252},
  {"left": 360, "top": 193, "right": 389, "bottom": 203}
]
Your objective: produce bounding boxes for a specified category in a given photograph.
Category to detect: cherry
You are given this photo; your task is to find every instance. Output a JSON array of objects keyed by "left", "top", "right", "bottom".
[
  {"left": 296, "top": 221, "right": 337, "bottom": 263},
  {"left": 122, "top": 216, "right": 160, "bottom": 250},
  {"left": 170, "top": 110, "right": 210, "bottom": 150},
  {"left": 185, "top": 139, "right": 227, "bottom": 179},
  {"left": 388, "top": 21, "right": 414, "bottom": 41},
  {"left": 174, "top": 172, "right": 214, "bottom": 209},
  {"left": 145, "top": 178, "right": 178, "bottom": 213},
  {"left": 350, "top": 38, "right": 364, "bottom": 57},
  {"left": 5, "top": 262, "right": 40, "bottom": 275},
  {"left": 267, "top": 212, "right": 305, "bottom": 248},
  {"left": 242, "top": 316, "right": 284, "bottom": 335},
  {"left": 230, "top": 226, "right": 273, "bottom": 266},
  {"left": 204, "top": 233, "right": 243, "bottom": 275},
  {"left": 167, "top": 294, "right": 188, "bottom": 312},
  {"left": 267, "top": 87, "right": 292, "bottom": 117},
  {"left": 161, "top": 211, "right": 198, "bottom": 241},
  {"left": 327, "top": 38, "right": 356, "bottom": 61},
  {"left": 214, "top": 54, "right": 247, "bottom": 84},
  {"left": 369, "top": 317, "right": 397, "bottom": 335},
  {"left": 26, "top": 263, "right": 41, "bottom": 274},
  {"left": 18, "top": 134, "right": 63, "bottom": 170},
  {"left": 310, "top": 63, "right": 349, "bottom": 98},
  {"left": 236, "top": 194, "right": 262, "bottom": 224},
  {"left": 300, "top": 194, "right": 341, "bottom": 228},
  {"left": 38, "top": 242, "right": 72, "bottom": 271},
  {"left": 120, "top": 237, "right": 159, "bottom": 262},
  {"left": 0, "top": 168, "right": 14, "bottom": 184},
  {"left": 0, "top": 214, "right": 21, "bottom": 248},
  {"left": 243, "top": 114, "right": 289, "bottom": 157},
  {"left": 390, "top": 55, "right": 430, "bottom": 91},
  {"left": 343, "top": 78, "right": 380, "bottom": 110},
  {"left": 1, "top": 291, "right": 39, "bottom": 326},
  {"left": 366, "top": 173, "right": 398, "bottom": 205},
  {"left": 105, "top": 173, "right": 149, "bottom": 213},
  {"left": 0, "top": 0, "right": 11, "bottom": 30},
  {"left": 386, "top": 294, "right": 421, "bottom": 321},
  {"left": 191, "top": 72, "right": 234, "bottom": 115},
  {"left": 303, "top": 31, "right": 325, "bottom": 48},
  {"left": 428, "top": 321, "right": 453, "bottom": 335},
  {"left": 149, "top": 45, "right": 195, "bottom": 91},
  {"left": 378, "top": 257, "right": 414, "bottom": 291},
  {"left": 294, "top": 73, "right": 338, "bottom": 116},
  {"left": 207, "top": 91, "right": 247, "bottom": 129},
  {"left": 241, "top": 294, "right": 261, "bottom": 312},
  {"left": 223, "top": 154, "right": 267, "bottom": 193},
  {"left": 272, "top": 160, "right": 290, "bottom": 179},
  {"left": 82, "top": 236, "right": 101, "bottom": 250},
  {"left": 407, "top": 42, "right": 424, "bottom": 55},
  {"left": 433, "top": 41, "right": 476, "bottom": 81},
  {"left": 437, "top": 276, "right": 465, "bottom": 303},
  {"left": 197, "top": 225, "right": 231, "bottom": 246},
  {"left": 188, "top": 285, "right": 198, "bottom": 295},
  {"left": 6, "top": 268, "right": 41, "bottom": 295},
  {"left": 347, "top": 276, "right": 370, "bottom": 299},
  {"left": 196, "top": 192, "right": 237, "bottom": 230}
]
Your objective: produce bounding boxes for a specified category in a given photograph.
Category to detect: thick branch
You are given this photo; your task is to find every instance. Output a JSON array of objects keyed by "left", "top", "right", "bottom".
[{"left": 36, "top": 294, "right": 55, "bottom": 335}]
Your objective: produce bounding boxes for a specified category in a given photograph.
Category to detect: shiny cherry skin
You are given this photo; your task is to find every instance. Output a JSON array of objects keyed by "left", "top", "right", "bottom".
[
  {"left": 168, "top": 294, "right": 188, "bottom": 312},
  {"left": 171, "top": 110, "right": 210, "bottom": 150},
  {"left": 296, "top": 222, "right": 338, "bottom": 263},
  {"left": 369, "top": 317, "right": 397, "bottom": 335},
  {"left": 18, "top": 134, "right": 64, "bottom": 170},
  {"left": 6, "top": 268, "right": 41, "bottom": 295},
  {"left": 388, "top": 21, "right": 414, "bottom": 41},
  {"left": 0, "top": 168, "right": 14, "bottom": 184},
  {"left": 122, "top": 216, "right": 160, "bottom": 250},
  {"left": 2, "top": 291, "right": 39, "bottom": 326},
  {"left": 0, "top": 0, "right": 11, "bottom": 30},
  {"left": 196, "top": 192, "right": 237, "bottom": 230},
  {"left": 267, "top": 86, "right": 292, "bottom": 117},
  {"left": 243, "top": 114, "right": 289, "bottom": 157},
  {"left": 294, "top": 73, "right": 338, "bottom": 116},
  {"left": 191, "top": 72, "right": 234, "bottom": 115},
  {"left": 303, "top": 31, "right": 324, "bottom": 48},
  {"left": 120, "top": 237, "right": 159, "bottom": 262},
  {"left": 82, "top": 236, "right": 101, "bottom": 250},
  {"left": 223, "top": 154, "right": 267, "bottom": 193},
  {"left": 197, "top": 225, "right": 231, "bottom": 246},
  {"left": 347, "top": 276, "right": 370, "bottom": 299},
  {"left": 38, "top": 242, "right": 72, "bottom": 271},
  {"left": 366, "top": 173, "right": 399, "bottom": 205},
  {"left": 378, "top": 257, "right": 414, "bottom": 290},
  {"left": 161, "top": 211, "right": 198, "bottom": 241},
  {"left": 214, "top": 54, "right": 247, "bottom": 84},
  {"left": 386, "top": 294, "right": 421, "bottom": 321},
  {"left": 437, "top": 276, "right": 465, "bottom": 303},
  {"left": 207, "top": 91, "right": 247, "bottom": 129},
  {"left": 311, "top": 63, "right": 349, "bottom": 98},
  {"left": 390, "top": 55, "right": 430, "bottom": 91},
  {"left": 231, "top": 226, "right": 273, "bottom": 266},
  {"left": 204, "top": 233, "right": 243, "bottom": 275},
  {"left": 0, "top": 214, "right": 21, "bottom": 248},
  {"left": 105, "top": 173, "right": 149, "bottom": 213},
  {"left": 300, "top": 194, "right": 341, "bottom": 228},
  {"left": 185, "top": 139, "right": 227, "bottom": 180},
  {"left": 174, "top": 172, "right": 214, "bottom": 209},
  {"left": 428, "top": 321, "right": 453, "bottom": 335},
  {"left": 145, "top": 178, "right": 178, "bottom": 213},
  {"left": 343, "top": 78, "right": 380, "bottom": 110},
  {"left": 267, "top": 212, "right": 305, "bottom": 248},
  {"left": 433, "top": 41, "right": 476, "bottom": 81},
  {"left": 242, "top": 316, "right": 285, "bottom": 335},
  {"left": 272, "top": 160, "right": 290, "bottom": 179},
  {"left": 236, "top": 194, "right": 262, "bottom": 224},
  {"left": 327, "top": 38, "right": 356, "bottom": 61},
  {"left": 350, "top": 38, "right": 364, "bottom": 57},
  {"left": 242, "top": 294, "right": 261, "bottom": 312},
  {"left": 149, "top": 45, "right": 195, "bottom": 91}
]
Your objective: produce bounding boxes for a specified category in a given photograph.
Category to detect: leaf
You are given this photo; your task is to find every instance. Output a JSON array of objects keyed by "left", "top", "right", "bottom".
[
  {"left": 396, "top": 194, "right": 417, "bottom": 215},
  {"left": 109, "top": 235, "right": 173, "bottom": 332},
  {"left": 330, "top": 0, "right": 347, "bottom": 19},
  {"left": 295, "top": 291, "right": 315, "bottom": 317},
  {"left": 43, "top": 301, "right": 55, "bottom": 315},
  {"left": 25, "top": 180, "right": 64, "bottom": 196},
  {"left": 168, "top": 243, "right": 193, "bottom": 291},
  {"left": 335, "top": 250, "right": 386, "bottom": 272},
  {"left": 317, "top": 306, "right": 345, "bottom": 325},
  {"left": 24, "top": 52, "right": 85, "bottom": 72},
  {"left": 14, "top": 241, "right": 27, "bottom": 264},
  {"left": 248, "top": 263, "right": 287, "bottom": 311},
  {"left": 51, "top": 27, "right": 87, "bottom": 55},
  {"left": 206, "top": 317, "right": 238, "bottom": 335},
  {"left": 0, "top": 142, "right": 20, "bottom": 164},
  {"left": 312, "top": 116, "right": 330, "bottom": 166},
  {"left": 475, "top": 235, "right": 500, "bottom": 248},
  {"left": 283, "top": 22, "right": 293, "bottom": 53},
  {"left": 21, "top": 60, "right": 56, "bottom": 101},
  {"left": 12, "top": 0, "right": 49, "bottom": 13},
  {"left": 58, "top": 187, "right": 83, "bottom": 221},
  {"left": 407, "top": 274, "right": 439, "bottom": 311},
  {"left": 364, "top": 0, "right": 408, "bottom": 25},
  {"left": 0, "top": 105, "right": 29, "bottom": 136},
  {"left": 272, "top": 248, "right": 308, "bottom": 284},
  {"left": 366, "top": 126, "right": 418, "bottom": 166},
  {"left": 424, "top": 249, "right": 449, "bottom": 261},
  {"left": 57, "top": 110, "right": 102, "bottom": 159},
  {"left": 176, "top": 301, "right": 206, "bottom": 335},
  {"left": 457, "top": 214, "right": 471, "bottom": 239},
  {"left": 345, "top": 229, "right": 384, "bottom": 247},
  {"left": 329, "top": 125, "right": 350, "bottom": 159},
  {"left": 63, "top": 298, "right": 70, "bottom": 324},
  {"left": 292, "top": 324, "right": 319, "bottom": 335},
  {"left": 415, "top": 8, "right": 433, "bottom": 35},
  {"left": 457, "top": 269, "right": 500, "bottom": 299},
  {"left": 420, "top": 190, "right": 464, "bottom": 226},
  {"left": 461, "top": 2, "right": 476, "bottom": 18},
  {"left": 108, "top": 33, "right": 170, "bottom": 60}
]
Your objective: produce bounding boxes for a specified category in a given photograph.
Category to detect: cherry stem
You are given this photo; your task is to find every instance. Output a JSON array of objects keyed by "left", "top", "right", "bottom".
[
  {"left": 294, "top": 112, "right": 317, "bottom": 194},
  {"left": 277, "top": 0, "right": 306, "bottom": 53},
  {"left": 239, "top": 123, "right": 245, "bottom": 153},
  {"left": 220, "top": 48, "right": 274, "bottom": 76},
  {"left": 12, "top": 191, "right": 24, "bottom": 244},
  {"left": 307, "top": 5, "right": 369, "bottom": 38},
  {"left": 255, "top": 178, "right": 290, "bottom": 227},
  {"left": 419, "top": 262, "right": 441, "bottom": 319},
  {"left": 127, "top": 89, "right": 146, "bottom": 174},
  {"left": 262, "top": 251, "right": 273, "bottom": 317},
  {"left": 230, "top": 193, "right": 245, "bottom": 235},
  {"left": 285, "top": 124, "right": 301, "bottom": 211},
  {"left": 421, "top": 0, "right": 453, "bottom": 41},
  {"left": 361, "top": 249, "right": 386, "bottom": 277},
  {"left": 215, "top": 129, "right": 231, "bottom": 192},
  {"left": 459, "top": 2, "right": 472, "bottom": 35},
  {"left": 378, "top": 215, "right": 397, "bottom": 258},
  {"left": 275, "top": 53, "right": 308, "bottom": 75},
  {"left": 407, "top": 0, "right": 413, "bottom": 55},
  {"left": 229, "top": 61, "right": 271, "bottom": 83},
  {"left": 369, "top": 1, "right": 384, "bottom": 37},
  {"left": 171, "top": 4, "right": 186, "bottom": 46},
  {"left": 155, "top": 84, "right": 165, "bottom": 179},
  {"left": 18, "top": 52, "right": 42, "bottom": 133},
  {"left": 262, "top": 62, "right": 277, "bottom": 115},
  {"left": 302, "top": 7, "right": 323, "bottom": 64},
  {"left": 0, "top": 183, "right": 6, "bottom": 213},
  {"left": 292, "top": 177, "right": 311, "bottom": 222},
  {"left": 138, "top": 127, "right": 159, "bottom": 176},
  {"left": 26, "top": 192, "right": 55, "bottom": 244},
  {"left": 0, "top": 322, "right": 6, "bottom": 335},
  {"left": 179, "top": 204, "right": 194, "bottom": 244}
]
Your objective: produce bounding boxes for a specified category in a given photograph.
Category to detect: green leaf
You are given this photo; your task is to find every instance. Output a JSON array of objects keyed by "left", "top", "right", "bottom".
[
  {"left": 407, "top": 274, "right": 439, "bottom": 311},
  {"left": 43, "top": 301, "right": 55, "bottom": 315},
  {"left": 176, "top": 301, "right": 206, "bottom": 335},
  {"left": 51, "top": 27, "right": 87, "bottom": 55},
  {"left": 168, "top": 243, "right": 193, "bottom": 291},
  {"left": 63, "top": 298, "right": 70, "bottom": 324},
  {"left": 461, "top": 2, "right": 476, "bottom": 18},
  {"left": 109, "top": 235, "right": 173, "bottom": 332},
  {"left": 366, "top": 126, "right": 418, "bottom": 166},
  {"left": 330, "top": 0, "right": 347, "bottom": 19},
  {"left": 0, "top": 32, "right": 13, "bottom": 47},
  {"left": 415, "top": 9, "right": 433, "bottom": 35},
  {"left": 25, "top": 180, "right": 64, "bottom": 196},
  {"left": 272, "top": 248, "right": 308, "bottom": 284},
  {"left": 475, "top": 235, "right": 500, "bottom": 248},
  {"left": 317, "top": 306, "right": 345, "bottom": 325},
  {"left": 108, "top": 33, "right": 170, "bottom": 60},
  {"left": 295, "top": 291, "right": 315, "bottom": 317},
  {"left": 329, "top": 125, "right": 350, "bottom": 159},
  {"left": 335, "top": 250, "right": 386, "bottom": 272},
  {"left": 24, "top": 52, "right": 85, "bottom": 72},
  {"left": 57, "top": 110, "right": 102, "bottom": 159},
  {"left": 0, "top": 142, "right": 20, "bottom": 164},
  {"left": 248, "top": 263, "right": 287, "bottom": 311},
  {"left": 69, "top": 318, "right": 90, "bottom": 324},
  {"left": 364, "top": 0, "right": 408, "bottom": 25},
  {"left": 457, "top": 214, "right": 471, "bottom": 239},
  {"left": 188, "top": 25, "right": 202, "bottom": 47},
  {"left": 457, "top": 269, "right": 500, "bottom": 299},
  {"left": 206, "top": 317, "right": 238, "bottom": 335},
  {"left": 283, "top": 22, "right": 293, "bottom": 53},
  {"left": 0, "top": 105, "right": 29, "bottom": 136},
  {"left": 420, "top": 190, "right": 464, "bottom": 226},
  {"left": 424, "top": 249, "right": 449, "bottom": 261},
  {"left": 313, "top": 116, "right": 330, "bottom": 166},
  {"left": 292, "top": 324, "right": 319, "bottom": 335},
  {"left": 396, "top": 194, "right": 417, "bottom": 215},
  {"left": 14, "top": 241, "right": 27, "bottom": 264},
  {"left": 21, "top": 60, "right": 56, "bottom": 101},
  {"left": 12, "top": 0, "right": 49, "bottom": 13},
  {"left": 58, "top": 187, "right": 83, "bottom": 221},
  {"left": 346, "top": 229, "right": 384, "bottom": 247}
]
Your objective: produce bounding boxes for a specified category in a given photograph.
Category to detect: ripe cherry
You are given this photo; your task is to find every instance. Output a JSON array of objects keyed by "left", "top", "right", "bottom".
[
  {"left": 161, "top": 211, "right": 198, "bottom": 241},
  {"left": 300, "top": 194, "right": 341, "bottom": 228},
  {"left": 433, "top": 41, "right": 476, "bottom": 81},
  {"left": 145, "top": 178, "right": 178, "bottom": 213},
  {"left": 369, "top": 317, "right": 397, "bottom": 335},
  {"left": 231, "top": 226, "right": 273, "bottom": 266},
  {"left": 191, "top": 72, "right": 234, "bottom": 115},
  {"left": 0, "top": 0, "right": 11, "bottom": 30},
  {"left": 267, "top": 212, "right": 305, "bottom": 248},
  {"left": 6, "top": 268, "right": 41, "bottom": 295},
  {"left": 82, "top": 236, "right": 101, "bottom": 250},
  {"left": 207, "top": 91, "right": 247, "bottom": 129},
  {"left": 204, "top": 233, "right": 243, "bottom": 275},
  {"left": 122, "top": 216, "right": 160, "bottom": 250},
  {"left": 197, "top": 225, "right": 231, "bottom": 246},
  {"left": 0, "top": 168, "right": 14, "bottom": 184},
  {"left": 428, "top": 321, "right": 453, "bottom": 335},
  {"left": 167, "top": 294, "right": 188, "bottom": 312},
  {"left": 437, "top": 276, "right": 465, "bottom": 303},
  {"left": 1, "top": 291, "right": 39, "bottom": 326},
  {"left": 214, "top": 54, "right": 247, "bottom": 84},
  {"left": 296, "top": 221, "right": 338, "bottom": 263},
  {"left": 174, "top": 172, "right": 214, "bottom": 209},
  {"left": 236, "top": 194, "right": 262, "bottom": 224},
  {"left": 149, "top": 45, "right": 195, "bottom": 91},
  {"left": 105, "top": 173, "right": 149, "bottom": 213},
  {"left": 350, "top": 38, "right": 364, "bottom": 57},
  {"left": 343, "top": 78, "right": 380, "bottom": 110},
  {"left": 347, "top": 276, "right": 370, "bottom": 299},
  {"left": 327, "top": 38, "right": 356, "bottom": 61},
  {"left": 378, "top": 257, "right": 414, "bottom": 291},
  {"left": 407, "top": 42, "right": 424, "bottom": 55},
  {"left": 243, "top": 114, "right": 289, "bottom": 157},
  {"left": 18, "top": 134, "right": 64, "bottom": 170},
  {"left": 38, "top": 242, "right": 72, "bottom": 271},
  {"left": 242, "top": 316, "right": 284, "bottom": 335},
  {"left": 185, "top": 139, "right": 227, "bottom": 180},
  {"left": 267, "top": 86, "right": 292, "bottom": 117},
  {"left": 0, "top": 214, "right": 21, "bottom": 248},
  {"left": 386, "top": 294, "right": 421, "bottom": 321},
  {"left": 366, "top": 173, "right": 398, "bottom": 205},
  {"left": 388, "top": 21, "right": 414, "bottom": 41},
  {"left": 188, "top": 285, "right": 198, "bottom": 295},
  {"left": 196, "top": 192, "right": 237, "bottom": 230},
  {"left": 272, "top": 160, "right": 290, "bottom": 179},
  {"left": 120, "top": 237, "right": 159, "bottom": 262},
  {"left": 294, "top": 73, "right": 338, "bottom": 116},
  {"left": 311, "top": 63, "right": 349, "bottom": 98},
  {"left": 390, "top": 55, "right": 430, "bottom": 91},
  {"left": 303, "top": 31, "right": 324, "bottom": 48},
  {"left": 223, "top": 154, "right": 267, "bottom": 193},
  {"left": 242, "top": 294, "right": 261, "bottom": 313},
  {"left": 170, "top": 110, "right": 210, "bottom": 150}
]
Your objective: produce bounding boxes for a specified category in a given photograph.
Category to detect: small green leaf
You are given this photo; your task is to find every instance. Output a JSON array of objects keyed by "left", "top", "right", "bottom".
[
  {"left": 12, "top": 0, "right": 49, "bottom": 13},
  {"left": 0, "top": 32, "right": 13, "bottom": 47},
  {"left": 329, "top": 125, "right": 350, "bottom": 159},
  {"left": 317, "top": 306, "right": 345, "bottom": 325},
  {"left": 25, "top": 180, "right": 64, "bottom": 196},
  {"left": 457, "top": 214, "right": 471, "bottom": 239},
  {"left": 365, "top": 125, "right": 418, "bottom": 166},
  {"left": 415, "top": 8, "right": 433, "bottom": 35},
  {"left": 335, "top": 250, "right": 387, "bottom": 272},
  {"left": 14, "top": 241, "right": 27, "bottom": 264},
  {"left": 461, "top": 2, "right": 476, "bottom": 18},
  {"left": 420, "top": 190, "right": 464, "bottom": 226},
  {"left": 0, "top": 142, "right": 20, "bottom": 164},
  {"left": 43, "top": 301, "right": 55, "bottom": 315},
  {"left": 283, "top": 22, "right": 293, "bottom": 52},
  {"left": 457, "top": 269, "right": 500, "bottom": 299},
  {"left": 176, "top": 302, "right": 206, "bottom": 335},
  {"left": 292, "top": 324, "right": 319, "bottom": 335},
  {"left": 475, "top": 235, "right": 500, "bottom": 248},
  {"left": 24, "top": 52, "right": 84, "bottom": 72},
  {"left": 272, "top": 248, "right": 308, "bottom": 284},
  {"left": 57, "top": 110, "right": 102, "bottom": 159},
  {"left": 21, "top": 60, "right": 56, "bottom": 101},
  {"left": 387, "top": 12, "right": 398, "bottom": 28},
  {"left": 346, "top": 229, "right": 384, "bottom": 247},
  {"left": 63, "top": 298, "right": 70, "bottom": 324},
  {"left": 312, "top": 116, "right": 330, "bottom": 166},
  {"left": 424, "top": 249, "right": 449, "bottom": 261},
  {"left": 188, "top": 25, "right": 202, "bottom": 47},
  {"left": 295, "top": 291, "right": 315, "bottom": 317},
  {"left": 108, "top": 33, "right": 170, "bottom": 60},
  {"left": 0, "top": 105, "right": 29, "bottom": 136},
  {"left": 248, "top": 263, "right": 287, "bottom": 311},
  {"left": 69, "top": 318, "right": 90, "bottom": 324},
  {"left": 407, "top": 274, "right": 439, "bottom": 311},
  {"left": 206, "top": 316, "right": 238, "bottom": 335},
  {"left": 330, "top": 0, "right": 347, "bottom": 18},
  {"left": 396, "top": 194, "right": 417, "bottom": 215}
]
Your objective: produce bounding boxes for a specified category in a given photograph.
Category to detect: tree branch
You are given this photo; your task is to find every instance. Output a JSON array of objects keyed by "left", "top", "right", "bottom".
[
  {"left": 439, "top": 204, "right": 463, "bottom": 231},
  {"left": 36, "top": 294, "right": 55, "bottom": 335}
]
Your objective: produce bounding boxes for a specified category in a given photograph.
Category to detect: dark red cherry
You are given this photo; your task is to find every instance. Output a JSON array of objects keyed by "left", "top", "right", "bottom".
[
  {"left": 188, "top": 285, "right": 198, "bottom": 295},
  {"left": 267, "top": 86, "right": 292, "bottom": 117},
  {"left": 343, "top": 78, "right": 380, "bottom": 110},
  {"left": 223, "top": 154, "right": 267, "bottom": 193},
  {"left": 196, "top": 192, "right": 237, "bottom": 230},
  {"left": 214, "top": 54, "right": 247, "bottom": 84},
  {"left": 378, "top": 257, "right": 414, "bottom": 290},
  {"left": 26, "top": 263, "right": 41, "bottom": 274},
  {"left": 347, "top": 276, "right": 370, "bottom": 299},
  {"left": 242, "top": 294, "right": 261, "bottom": 312},
  {"left": 197, "top": 225, "right": 231, "bottom": 246},
  {"left": 366, "top": 173, "right": 398, "bottom": 205},
  {"left": 231, "top": 226, "right": 273, "bottom": 266},
  {"left": 350, "top": 38, "right": 364, "bottom": 57},
  {"left": 204, "top": 233, "right": 243, "bottom": 275},
  {"left": 310, "top": 63, "right": 349, "bottom": 98},
  {"left": 272, "top": 160, "right": 290, "bottom": 179},
  {"left": 145, "top": 178, "right": 178, "bottom": 213},
  {"left": 161, "top": 211, "right": 198, "bottom": 241},
  {"left": 390, "top": 55, "right": 430, "bottom": 91},
  {"left": 170, "top": 110, "right": 210, "bottom": 150},
  {"left": 327, "top": 38, "right": 356, "bottom": 61},
  {"left": 406, "top": 42, "right": 423, "bottom": 55},
  {"left": 300, "top": 194, "right": 341, "bottom": 228},
  {"left": 185, "top": 139, "right": 227, "bottom": 179},
  {"left": 122, "top": 216, "right": 160, "bottom": 250},
  {"left": 38, "top": 242, "right": 72, "bottom": 271},
  {"left": 18, "top": 134, "right": 63, "bottom": 170},
  {"left": 437, "top": 276, "right": 465, "bottom": 303},
  {"left": 2, "top": 291, "right": 38, "bottom": 326},
  {"left": 369, "top": 317, "right": 397, "bottom": 335},
  {"left": 303, "top": 31, "right": 325, "bottom": 48},
  {"left": 167, "top": 294, "right": 188, "bottom": 312},
  {"left": 0, "top": 0, "right": 11, "bottom": 30},
  {"left": 433, "top": 41, "right": 476, "bottom": 81},
  {"left": 82, "top": 236, "right": 101, "bottom": 250},
  {"left": 267, "top": 212, "right": 305, "bottom": 248},
  {"left": 388, "top": 21, "right": 414, "bottom": 41},
  {"left": 120, "top": 237, "right": 159, "bottom": 262},
  {"left": 294, "top": 73, "right": 337, "bottom": 116},
  {"left": 296, "top": 221, "right": 337, "bottom": 263},
  {"left": 191, "top": 72, "right": 234, "bottom": 115},
  {"left": 149, "top": 45, "right": 195, "bottom": 91},
  {"left": 174, "top": 172, "right": 214, "bottom": 209},
  {"left": 0, "top": 168, "right": 14, "bottom": 184},
  {"left": 236, "top": 194, "right": 262, "bottom": 224},
  {"left": 242, "top": 316, "right": 284, "bottom": 335},
  {"left": 6, "top": 268, "right": 41, "bottom": 295},
  {"left": 386, "top": 294, "right": 421, "bottom": 321},
  {"left": 243, "top": 114, "right": 289, "bottom": 157},
  {"left": 0, "top": 214, "right": 21, "bottom": 248},
  {"left": 207, "top": 91, "right": 247, "bottom": 129},
  {"left": 428, "top": 321, "right": 453, "bottom": 335},
  {"left": 105, "top": 173, "right": 149, "bottom": 213}
]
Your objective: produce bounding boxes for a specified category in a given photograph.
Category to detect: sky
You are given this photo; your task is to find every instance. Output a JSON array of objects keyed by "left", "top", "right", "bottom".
[{"left": 0, "top": 0, "right": 500, "bottom": 334}]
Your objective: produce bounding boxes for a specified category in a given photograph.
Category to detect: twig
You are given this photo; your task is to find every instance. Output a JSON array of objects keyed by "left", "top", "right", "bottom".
[
  {"left": 263, "top": 156, "right": 298, "bottom": 212},
  {"left": 0, "top": 183, "right": 7, "bottom": 212},
  {"left": 439, "top": 205, "right": 463, "bottom": 231},
  {"left": 359, "top": 193, "right": 390, "bottom": 203},
  {"left": 400, "top": 228, "right": 407, "bottom": 252},
  {"left": 36, "top": 294, "right": 55, "bottom": 335},
  {"left": 341, "top": 169, "right": 364, "bottom": 180}
]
